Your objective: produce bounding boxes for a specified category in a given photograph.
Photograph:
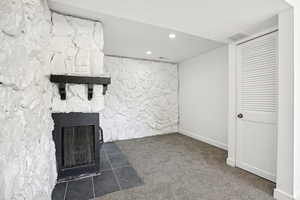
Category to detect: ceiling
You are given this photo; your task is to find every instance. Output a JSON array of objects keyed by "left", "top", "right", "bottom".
[
  {"left": 101, "top": 17, "right": 225, "bottom": 63},
  {"left": 49, "top": 1, "right": 224, "bottom": 63},
  {"left": 48, "top": 0, "right": 290, "bottom": 63}
]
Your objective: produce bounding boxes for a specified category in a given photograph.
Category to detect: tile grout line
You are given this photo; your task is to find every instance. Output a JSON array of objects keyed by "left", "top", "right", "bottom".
[
  {"left": 105, "top": 148, "right": 123, "bottom": 190},
  {"left": 63, "top": 182, "right": 68, "bottom": 200},
  {"left": 100, "top": 164, "right": 132, "bottom": 172},
  {"left": 91, "top": 176, "right": 96, "bottom": 199},
  {"left": 60, "top": 173, "right": 100, "bottom": 184}
]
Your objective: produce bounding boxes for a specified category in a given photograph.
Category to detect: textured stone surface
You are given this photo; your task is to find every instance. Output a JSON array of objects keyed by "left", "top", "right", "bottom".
[
  {"left": 0, "top": 0, "right": 56, "bottom": 199},
  {"left": 0, "top": 3, "right": 179, "bottom": 198},
  {"left": 50, "top": 12, "right": 105, "bottom": 113},
  {"left": 102, "top": 56, "right": 178, "bottom": 141}
]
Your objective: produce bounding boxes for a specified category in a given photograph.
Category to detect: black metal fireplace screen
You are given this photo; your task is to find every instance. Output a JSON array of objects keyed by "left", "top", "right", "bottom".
[
  {"left": 52, "top": 113, "right": 102, "bottom": 180},
  {"left": 62, "top": 125, "right": 95, "bottom": 169}
]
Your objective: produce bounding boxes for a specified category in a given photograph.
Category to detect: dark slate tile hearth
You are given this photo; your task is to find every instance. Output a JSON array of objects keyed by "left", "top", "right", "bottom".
[
  {"left": 52, "top": 182, "right": 66, "bottom": 200},
  {"left": 108, "top": 152, "right": 130, "bottom": 169},
  {"left": 93, "top": 170, "right": 120, "bottom": 197},
  {"left": 115, "top": 166, "right": 144, "bottom": 189},
  {"left": 100, "top": 149, "right": 111, "bottom": 171},
  {"left": 51, "top": 142, "right": 144, "bottom": 200},
  {"left": 103, "top": 142, "right": 122, "bottom": 155},
  {"left": 65, "top": 177, "right": 93, "bottom": 200}
]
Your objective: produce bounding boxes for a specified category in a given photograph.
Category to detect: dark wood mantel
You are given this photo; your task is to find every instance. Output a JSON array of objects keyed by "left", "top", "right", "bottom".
[{"left": 50, "top": 74, "right": 111, "bottom": 100}]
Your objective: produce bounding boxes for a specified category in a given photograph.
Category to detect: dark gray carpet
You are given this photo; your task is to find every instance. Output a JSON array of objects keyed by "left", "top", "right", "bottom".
[{"left": 95, "top": 133, "right": 275, "bottom": 200}]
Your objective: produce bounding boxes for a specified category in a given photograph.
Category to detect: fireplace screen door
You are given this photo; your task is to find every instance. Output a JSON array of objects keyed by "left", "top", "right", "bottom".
[
  {"left": 52, "top": 113, "right": 101, "bottom": 180},
  {"left": 62, "top": 125, "right": 95, "bottom": 169}
]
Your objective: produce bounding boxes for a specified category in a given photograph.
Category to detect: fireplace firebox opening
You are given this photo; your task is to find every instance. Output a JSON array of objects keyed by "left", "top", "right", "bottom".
[{"left": 52, "top": 113, "right": 103, "bottom": 181}]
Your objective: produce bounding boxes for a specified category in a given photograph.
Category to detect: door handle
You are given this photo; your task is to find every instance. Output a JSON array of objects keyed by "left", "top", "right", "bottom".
[{"left": 237, "top": 113, "right": 243, "bottom": 119}]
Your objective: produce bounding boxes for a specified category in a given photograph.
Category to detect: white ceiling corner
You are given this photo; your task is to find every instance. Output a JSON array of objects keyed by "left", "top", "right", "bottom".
[{"left": 48, "top": 0, "right": 290, "bottom": 62}]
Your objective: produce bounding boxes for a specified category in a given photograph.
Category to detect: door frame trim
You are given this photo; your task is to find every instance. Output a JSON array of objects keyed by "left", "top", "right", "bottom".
[{"left": 226, "top": 27, "right": 279, "bottom": 170}]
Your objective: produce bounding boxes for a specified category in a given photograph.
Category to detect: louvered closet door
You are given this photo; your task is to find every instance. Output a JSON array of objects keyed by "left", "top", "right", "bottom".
[{"left": 236, "top": 31, "right": 278, "bottom": 182}]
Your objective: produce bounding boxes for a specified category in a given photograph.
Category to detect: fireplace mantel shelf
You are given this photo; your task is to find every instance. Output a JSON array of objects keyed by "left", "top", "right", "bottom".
[{"left": 50, "top": 74, "right": 111, "bottom": 100}]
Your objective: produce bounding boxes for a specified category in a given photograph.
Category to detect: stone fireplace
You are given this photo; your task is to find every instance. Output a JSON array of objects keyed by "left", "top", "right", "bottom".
[
  {"left": 49, "top": 12, "right": 107, "bottom": 181},
  {"left": 1, "top": 0, "right": 178, "bottom": 199},
  {"left": 52, "top": 113, "right": 103, "bottom": 180}
]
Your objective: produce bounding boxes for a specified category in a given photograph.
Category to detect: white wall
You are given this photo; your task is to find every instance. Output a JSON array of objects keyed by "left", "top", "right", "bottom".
[
  {"left": 292, "top": 1, "right": 300, "bottom": 197},
  {"left": 227, "top": 44, "right": 237, "bottom": 166},
  {"left": 102, "top": 56, "right": 179, "bottom": 142},
  {"left": 274, "top": 1, "right": 300, "bottom": 199},
  {"left": 274, "top": 9, "right": 295, "bottom": 200},
  {"left": 179, "top": 46, "right": 228, "bottom": 150}
]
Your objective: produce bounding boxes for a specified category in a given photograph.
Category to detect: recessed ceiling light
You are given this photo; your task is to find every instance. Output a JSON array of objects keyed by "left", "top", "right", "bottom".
[
  {"left": 169, "top": 33, "right": 176, "bottom": 39},
  {"left": 146, "top": 51, "right": 152, "bottom": 55}
]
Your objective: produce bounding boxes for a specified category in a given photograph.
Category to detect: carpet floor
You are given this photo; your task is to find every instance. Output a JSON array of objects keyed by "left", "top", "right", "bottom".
[{"left": 94, "top": 133, "right": 275, "bottom": 200}]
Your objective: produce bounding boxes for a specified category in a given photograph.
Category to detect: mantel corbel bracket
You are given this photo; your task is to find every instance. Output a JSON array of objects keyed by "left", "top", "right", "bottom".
[
  {"left": 88, "top": 84, "right": 93, "bottom": 100},
  {"left": 103, "top": 84, "right": 108, "bottom": 95},
  {"left": 59, "top": 83, "right": 66, "bottom": 100},
  {"left": 50, "top": 74, "right": 111, "bottom": 101}
]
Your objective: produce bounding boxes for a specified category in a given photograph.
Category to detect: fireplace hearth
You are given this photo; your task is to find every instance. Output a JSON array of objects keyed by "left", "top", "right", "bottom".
[{"left": 52, "top": 113, "right": 103, "bottom": 181}]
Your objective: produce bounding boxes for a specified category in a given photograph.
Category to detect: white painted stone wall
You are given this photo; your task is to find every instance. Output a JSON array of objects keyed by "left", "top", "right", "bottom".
[
  {"left": 50, "top": 12, "right": 105, "bottom": 113},
  {"left": 0, "top": 0, "right": 56, "bottom": 199},
  {"left": 0, "top": 2, "right": 179, "bottom": 198},
  {"left": 102, "top": 56, "right": 179, "bottom": 141}
]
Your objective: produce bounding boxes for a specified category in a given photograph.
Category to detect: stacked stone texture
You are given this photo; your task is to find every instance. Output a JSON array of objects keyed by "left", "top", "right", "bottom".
[
  {"left": 102, "top": 56, "right": 179, "bottom": 141},
  {"left": 50, "top": 13, "right": 105, "bottom": 113},
  {"left": 0, "top": 7, "right": 106, "bottom": 199},
  {"left": 0, "top": 0, "right": 57, "bottom": 199},
  {"left": 0, "top": 0, "right": 179, "bottom": 198}
]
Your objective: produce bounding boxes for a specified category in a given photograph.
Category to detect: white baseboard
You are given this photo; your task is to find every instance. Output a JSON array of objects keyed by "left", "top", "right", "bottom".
[
  {"left": 226, "top": 157, "right": 236, "bottom": 167},
  {"left": 274, "top": 188, "right": 298, "bottom": 200},
  {"left": 237, "top": 161, "right": 276, "bottom": 182},
  {"left": 179, "top": 128, "right": 227, "bottom": 150},
  {"left": 104, "top": 130, "right": 178, "bottom": 142}
]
